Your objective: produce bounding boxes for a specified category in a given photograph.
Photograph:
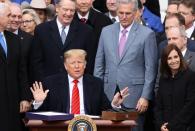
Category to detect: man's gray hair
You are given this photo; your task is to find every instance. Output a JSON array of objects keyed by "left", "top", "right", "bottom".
[
  {"left": 117, "top": 0, "right": 138, "bottom": 11},
  {"left": 0, "top": 2, "right": 9, "bottom": 15}
]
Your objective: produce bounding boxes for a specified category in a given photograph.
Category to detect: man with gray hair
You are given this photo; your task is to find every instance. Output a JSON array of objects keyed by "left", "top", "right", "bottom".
[
  {"left": 94, "top": 0, "right": 158, "bottom": 130},
  {"left": 167, "top": 27, "right": 195, "bottom": 71},
  {"left": 0, "top": 2, "right": 29, "bottom": 131}
]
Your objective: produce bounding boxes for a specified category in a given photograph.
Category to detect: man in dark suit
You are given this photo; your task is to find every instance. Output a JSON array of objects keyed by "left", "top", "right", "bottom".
[
  {"left": 178, "top": 0, "right": 195, "bottom": 41},
  {"left": 74, "top": 0, "right": 112, "bottom": 73},
  {"left": 30, "top": 0, "right": 93, "bottom": 82},
  {"left": 8, "top": 3, "right": 33, "bottom": 83},
  {"left": 105, "top": 0, "right": 119, "bottom": 23},
  {"left": 0, "top": 3, "right": 29, "bottom": 131},
  {"left": 30, "top": 49, "right": 129, "bottom": 115}
]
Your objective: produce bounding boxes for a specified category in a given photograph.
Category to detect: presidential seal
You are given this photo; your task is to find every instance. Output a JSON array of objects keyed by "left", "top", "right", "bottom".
[{"left": 68, "top": 115, "right": 97, "bottom": 131}]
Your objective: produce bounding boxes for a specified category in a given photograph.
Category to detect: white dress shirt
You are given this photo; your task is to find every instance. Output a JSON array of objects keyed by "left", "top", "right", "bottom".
[
  {"left": 56, "top": 17, "right": 70, "bottom": 37},
  {"left": 118, "top": 22, "right": 133, "bottom": 43},
  {"left": 33, "top": 75, "right": 85, "bottom": 114}
]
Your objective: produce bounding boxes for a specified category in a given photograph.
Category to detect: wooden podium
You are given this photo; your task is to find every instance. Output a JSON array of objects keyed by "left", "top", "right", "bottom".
[{"left": 24, "top": 119, "right": 136, "bottom": 131}]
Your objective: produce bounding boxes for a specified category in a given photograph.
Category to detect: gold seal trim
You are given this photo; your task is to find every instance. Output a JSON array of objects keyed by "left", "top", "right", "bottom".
[{"left": 68, "top": 115, "right": 97, "bottom": 131}]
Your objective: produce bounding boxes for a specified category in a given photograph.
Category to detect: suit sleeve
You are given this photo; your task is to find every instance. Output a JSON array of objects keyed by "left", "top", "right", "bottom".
[
  {"left": 142, "top": 31, "right": 158, "bottom": 100},
  {"left": 93, "top": 29, "right": 105, "bottom": 80},
  {"left": 18, "top": 36, "right": 31, "bottom": 101}
]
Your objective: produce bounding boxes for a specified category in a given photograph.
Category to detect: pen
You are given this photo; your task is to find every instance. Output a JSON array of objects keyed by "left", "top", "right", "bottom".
[{"left": 116, "top": 84, "right": 122, "bottom": 99}]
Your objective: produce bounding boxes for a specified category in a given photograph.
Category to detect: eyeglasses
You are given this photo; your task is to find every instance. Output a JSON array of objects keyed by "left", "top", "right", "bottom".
[{"left": 21, "top": 19, "right": 34, "bottom": 24}]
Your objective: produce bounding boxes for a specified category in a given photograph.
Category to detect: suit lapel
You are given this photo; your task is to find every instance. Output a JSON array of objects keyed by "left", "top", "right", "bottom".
[
  {"left": 190, "top": 28, "right": 195, "bottom": 41},
  {"left": 112, "top": 23, "right": 120, "bottom": 63},
  {"left": 59, "top": 74, "right": 70, "bottom": 113},
  {"left": 119, "top": 22, "right": 138, "bottom": 63},
  {"left": 50, "top": 20, "right": 64, "bottom": 50},
  {"left": 184, "top": 50, "right": 193, "bottom": 65},
  {"left": 83, "top": 75, "right": 91, "bottom": 114}
]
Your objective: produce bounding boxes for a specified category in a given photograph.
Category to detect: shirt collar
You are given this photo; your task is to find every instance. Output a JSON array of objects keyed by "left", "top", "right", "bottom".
[
  {"left": 56, "top": 18, "right": 70, "bottom": 33},
  {"left": 68, "top": 74, "right": 83, "bottom": 83},
  {"left": 182, "top": 48, "right": 187, "bottom": 56},
  {"left": 119, "top": 21, "right": 134, "bottom": 33},
  {"left": 77, "top": 12, "right": 89, "bottom": 20}
]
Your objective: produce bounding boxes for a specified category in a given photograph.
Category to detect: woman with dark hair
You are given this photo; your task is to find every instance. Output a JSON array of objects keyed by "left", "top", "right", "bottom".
[{"left": 154, "top": 44, "right": 195, "bottom": 131}]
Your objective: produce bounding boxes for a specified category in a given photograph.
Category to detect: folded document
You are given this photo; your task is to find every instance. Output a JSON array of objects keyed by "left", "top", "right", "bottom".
[{"left": 26, "top": 111, "right": 74, "bottom": 121}]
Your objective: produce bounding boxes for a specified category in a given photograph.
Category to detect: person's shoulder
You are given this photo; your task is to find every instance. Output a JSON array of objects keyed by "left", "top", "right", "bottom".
[
  {"left": 101, "top": 23, "right": 118, "bottom": 32},
  {"left": 36, "top": 20, "right": 55, "bottom": 30},
  {"left": 84, "top": 74, "right": 103, "bottom": 84},
  {"left": 90, "top": 8, "right": 111, "bottom": 21},
  {"left": 43, "top": 73, "right": 67, "bottom": 82},
  {"left": 4, "top": 30, "right": 20, "bottom": 40}
]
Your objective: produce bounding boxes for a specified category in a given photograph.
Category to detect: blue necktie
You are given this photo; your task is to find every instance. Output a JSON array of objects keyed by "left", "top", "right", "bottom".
[{"left": 0, "top": 33, "right": 7, "bottom": 56}]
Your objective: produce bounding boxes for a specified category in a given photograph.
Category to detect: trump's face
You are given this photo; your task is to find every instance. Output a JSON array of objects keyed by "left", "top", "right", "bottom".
[
  {"left": 64, "top": 55, "right": 86, "bottom": 80},
  {"left": 117, "top": 2, "right": 136, "bottom": 28}
]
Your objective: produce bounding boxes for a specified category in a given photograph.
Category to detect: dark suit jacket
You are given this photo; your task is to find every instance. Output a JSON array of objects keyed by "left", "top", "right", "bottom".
[
  {"left": 18, "top": 29, "right": 33, "bottom": 83},
  {"left": 190, "top": 28, "right": 195, "bottom": 41},
  {"left": 0, "top": 31, "right": 28, "bottom": 131},
  {"left": 30, "top": 19, "right": 93, "bottom": 81},
  {"left": 155, "top": 69, "right": 195, "bottom": 131},
  {"left": 38, "top": 73, "right": 111, "bottom": 115},
  {"left": 93, "top": 0, "right": 108, "bottom": 13},
  {"left": 74, "top": 8, "right": 112, "bottom": 73},
  {"left": 184, "top": 50, "right": 195, "bottom": 72}
]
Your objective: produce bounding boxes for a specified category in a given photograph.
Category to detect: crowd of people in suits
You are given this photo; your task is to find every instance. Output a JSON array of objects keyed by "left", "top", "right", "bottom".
[{"left": 0, "top": 0, "right": 195, "bottom": 131}]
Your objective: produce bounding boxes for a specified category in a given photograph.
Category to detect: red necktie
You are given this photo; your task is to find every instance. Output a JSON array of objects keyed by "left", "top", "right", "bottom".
[
  {"left": 80, "top": 18, "right": 87, "bottom": 23},
  {"left": 71, "top": 80, "right": 80, "bottom": 114}
]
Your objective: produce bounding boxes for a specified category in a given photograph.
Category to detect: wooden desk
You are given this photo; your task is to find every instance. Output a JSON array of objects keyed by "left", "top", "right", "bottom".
[{"left": 24, "top": 119, "right": 136, "bottom": 131}]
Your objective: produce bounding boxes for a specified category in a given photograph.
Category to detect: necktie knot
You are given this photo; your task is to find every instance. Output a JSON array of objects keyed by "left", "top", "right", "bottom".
[
  {"left": 111, "top": 18, "right": 116, "bottom": 23},
  {"left": 122, "top": 29, "right": 128, "bottom": 35},
  {"left": 80, "top": 18, "right": 87, "bottom": 23},
  {"left": 73, "top": 79, "right": 78, "bottom": 84}
]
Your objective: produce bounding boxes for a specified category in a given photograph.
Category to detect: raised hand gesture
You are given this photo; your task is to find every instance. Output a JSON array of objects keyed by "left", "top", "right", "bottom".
[{"left": 30, "top": 81, "right": 49, "bottom": 103}]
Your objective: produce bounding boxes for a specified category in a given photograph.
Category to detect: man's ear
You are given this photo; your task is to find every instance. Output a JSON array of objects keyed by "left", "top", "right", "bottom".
[{"left": 64, "top": 63, "right": 67, "bottom": 70}]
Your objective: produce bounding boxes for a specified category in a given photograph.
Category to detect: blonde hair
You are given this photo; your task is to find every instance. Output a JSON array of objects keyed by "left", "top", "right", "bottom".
[
  {"left": 22, "top": 9, "right": 41, "bottom": 25},
  {"left": 64, "top": 49, "right": 87, "bottom": 62}
]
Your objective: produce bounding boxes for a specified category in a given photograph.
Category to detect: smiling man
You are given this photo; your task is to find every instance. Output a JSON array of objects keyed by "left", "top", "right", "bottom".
[{"left": 30, "top": 0, "right": 93, "bottom": 82}]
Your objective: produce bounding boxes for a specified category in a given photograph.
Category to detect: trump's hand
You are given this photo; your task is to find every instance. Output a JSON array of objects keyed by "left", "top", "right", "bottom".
[
  {"left": 112, "top": 87, "right": 129, "bottom": 107},
  {"left": 20, "top": 100, "right": 31, "bottom": 113},
  {"left": 30, "top": 81, "right": 49, "bottom": 103},
  {"left": 136, "top": 98, "right": 148, "bottom": 113}
]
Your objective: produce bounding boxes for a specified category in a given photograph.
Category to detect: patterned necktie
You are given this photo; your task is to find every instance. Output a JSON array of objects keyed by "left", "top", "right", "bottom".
[
  {"left": 61, "top": 26, "right": 66, "bottom": 44},
  {"left": 0, "top": 33, "right": 7, "bottom": 56},
  {"left": 71, "top": 79, "right": 80, "bottom": 114},
  {"left": 111, "top": 18, "right": 116, "bottom": 23},
  {"left": 119, "top": 29, "right": 128, "bottom": 57},
  {"left": 80, "top": 18, "right": 87, "bottom": 23}
]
